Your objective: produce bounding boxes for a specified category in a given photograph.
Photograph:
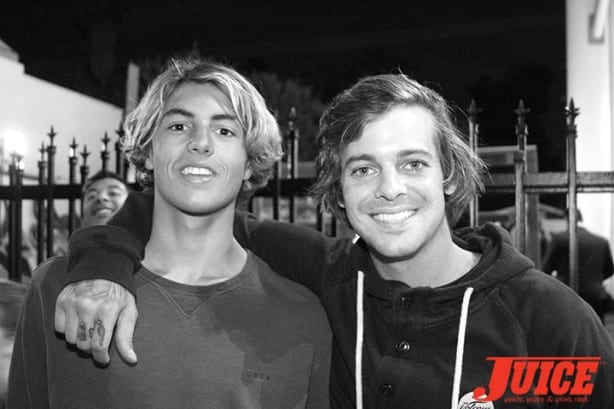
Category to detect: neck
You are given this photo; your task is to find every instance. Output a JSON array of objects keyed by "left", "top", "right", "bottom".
[
  {"left": 371, "top": 227, "right": 478, "bottom": 288},
  {"left": 142, "top": 195, "right": 246, "bottom": 286}
]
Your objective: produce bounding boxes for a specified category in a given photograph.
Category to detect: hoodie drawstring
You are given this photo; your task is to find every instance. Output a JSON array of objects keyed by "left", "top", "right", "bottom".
[
  {"left": 354, "top": 270, "right": 474, "bottom": 409},
  {"left": 450, "top": 286, "right": 474, "bottom": 409},
  {"left": 355, "top": 270, "right": 365, "bottom": 409}
]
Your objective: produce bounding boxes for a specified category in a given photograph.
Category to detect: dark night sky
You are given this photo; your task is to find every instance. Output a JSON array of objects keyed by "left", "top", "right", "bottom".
[{"left": 1, "top": 0, "right": 567, "bottom": 172}]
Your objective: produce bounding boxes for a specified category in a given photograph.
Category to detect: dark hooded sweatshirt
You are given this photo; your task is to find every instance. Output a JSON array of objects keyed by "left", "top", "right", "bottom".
[{"left": 64, "top": 192, "right": 614, "bottom": 408}]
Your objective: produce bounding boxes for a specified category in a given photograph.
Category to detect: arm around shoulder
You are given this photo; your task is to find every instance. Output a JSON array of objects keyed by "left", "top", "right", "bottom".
[
  {"left": 247, "top": 217, "right": 348, "bottom": 295},
  {"left": 65, "top": 190, "right": 155, "bottom": 292},
  {"left": 67, "top": 225, "right": 143, "bottom": 294}
]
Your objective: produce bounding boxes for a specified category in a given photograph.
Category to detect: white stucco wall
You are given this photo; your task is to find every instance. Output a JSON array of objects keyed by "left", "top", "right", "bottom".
[
  {"left": 0, "top": 53, "right": 123, "bottom": 256},
  {"left": 0, "top": 55, "right": 123, "bottom": 184},
  {"left": 566, "top": 0, "right": 614, "bottom": 249}
]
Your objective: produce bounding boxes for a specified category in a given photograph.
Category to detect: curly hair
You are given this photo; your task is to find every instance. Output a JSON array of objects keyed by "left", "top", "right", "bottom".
[
  {"left": 122, "top": 57, "right": 282, "bottom": 198},
  {"left": 311, "top": 74, "right": 485, "bottom": 227}
]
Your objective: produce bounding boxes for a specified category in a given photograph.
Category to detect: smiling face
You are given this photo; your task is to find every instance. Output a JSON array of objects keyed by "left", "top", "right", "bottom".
[
  {"left": 146, "top": 82, "right": 251, "bottom": 217},
  {"left": 340, "top": 105, "right": 454, "bottom": 262},
  {"left": 82, "top": 178, "right": 129, "bottom": 227}
]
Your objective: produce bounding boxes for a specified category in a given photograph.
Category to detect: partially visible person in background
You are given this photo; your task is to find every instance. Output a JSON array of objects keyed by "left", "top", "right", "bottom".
[
  {"left": 81, "top": 171, "right": 129, "bottom": 227},
  {"left": 542, "top": 209, "right": 614, "bottom": 323},
  {"left": 0, "top": 279, "right": 26, "bottom": 409},
  {"left": 0, "top": 171, "right": 129, "bottom": 282}
]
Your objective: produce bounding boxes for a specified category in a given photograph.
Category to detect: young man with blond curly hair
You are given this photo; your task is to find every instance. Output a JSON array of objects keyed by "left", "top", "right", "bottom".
[{"left": 8, "top": 58, "right": 331, "bottom": 409}]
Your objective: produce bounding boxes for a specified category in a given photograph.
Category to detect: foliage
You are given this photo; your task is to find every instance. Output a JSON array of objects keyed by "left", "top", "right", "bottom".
[
  {"left": 136, "top": 54, "right": 324, "bottom": 161},
  {"left": 248, "top": 72, "right": 323, "bottom": 161}
]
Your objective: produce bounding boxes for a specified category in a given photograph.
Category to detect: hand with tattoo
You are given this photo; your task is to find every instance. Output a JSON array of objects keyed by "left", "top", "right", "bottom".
[{"left": 55, "top": 279, "right": 138, "bottom": 364}]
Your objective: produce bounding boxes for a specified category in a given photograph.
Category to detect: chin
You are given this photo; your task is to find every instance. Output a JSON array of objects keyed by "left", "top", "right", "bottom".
[
  {"left": 367, "top": 240, "right": 420, "bottom": 262},
  {"left": 177, "top": 199, "right": 235, "bottom": 217}
]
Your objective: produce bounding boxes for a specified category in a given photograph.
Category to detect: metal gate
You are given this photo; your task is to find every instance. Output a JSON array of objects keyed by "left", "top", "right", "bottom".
[{"left": 2, "top": 100, "right": 614, "bottom": 294}]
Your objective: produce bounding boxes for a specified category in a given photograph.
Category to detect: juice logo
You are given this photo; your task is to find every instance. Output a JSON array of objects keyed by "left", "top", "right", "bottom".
[{"left": 473, "top": 357, "right": 601, "bottom": 402}]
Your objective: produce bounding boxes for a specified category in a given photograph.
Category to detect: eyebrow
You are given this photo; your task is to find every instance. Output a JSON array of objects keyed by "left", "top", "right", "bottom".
[
  {"left": 161, "top": 108, "right": 238, "bottom": 122},
  {"left": 84, "top": 183, "right": 126, "bottom": 194},
  {"left": 343, "top": 153, "right": 375, "bottom": 168},
  {"left": 343, "top": 149, "right": 434, "bottom": 168}
]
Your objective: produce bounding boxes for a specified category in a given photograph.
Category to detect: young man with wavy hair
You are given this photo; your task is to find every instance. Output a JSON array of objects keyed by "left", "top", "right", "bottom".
[
  {"left": 8, "top": 58, "right": 331, "bottom": 409},
  {"left": 54, "top": 73, "right": 613, "bottom": 408}
]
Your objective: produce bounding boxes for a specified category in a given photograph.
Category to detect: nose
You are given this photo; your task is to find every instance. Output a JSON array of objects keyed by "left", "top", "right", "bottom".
[
  {"left": 96, "top": 191, "right": 110, "bottom": 203},
  {"left": 375, "top": 168, "right": 407, "bottom": 201},
  {"left": 187, "top": 128, "right": 214, "bottom": 155}
]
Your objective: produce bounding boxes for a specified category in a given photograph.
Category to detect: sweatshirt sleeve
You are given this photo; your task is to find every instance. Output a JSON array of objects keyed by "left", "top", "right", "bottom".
[
  {"left": 7, "top": 266, "right": 51, "bottom": 408},
  {"left": 65, "top": 190, "right": 153, "bottom": 294},
  {"left": 65, "top": 186, "right": 338, "bottom": 296},
  {"left": 245, "top": 217, "right": 343, "bottom": 295}
]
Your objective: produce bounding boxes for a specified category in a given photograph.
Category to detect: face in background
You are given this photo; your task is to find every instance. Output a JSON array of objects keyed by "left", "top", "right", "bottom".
[
  {"left": 82, "top": 178, "right": 129, "bottom": 227},
  {"left": 339, "top": 105, "right": 454, "bottom": 263},
  {"left": 146, "top": 82, "right": 251, "bottom": 217}
]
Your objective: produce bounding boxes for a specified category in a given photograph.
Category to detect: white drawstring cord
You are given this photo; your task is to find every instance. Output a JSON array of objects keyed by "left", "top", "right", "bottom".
[
  {"left": 451, "top": 287, "right": 474, "bottom": 409},
  {"left": 355, "top": 270, "right": 365, "bottom": 409}
]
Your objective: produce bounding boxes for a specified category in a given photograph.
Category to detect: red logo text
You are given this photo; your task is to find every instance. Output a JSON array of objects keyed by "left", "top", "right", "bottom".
[{"left": 473, "top": 357, "right": 601, "bottom": 402}]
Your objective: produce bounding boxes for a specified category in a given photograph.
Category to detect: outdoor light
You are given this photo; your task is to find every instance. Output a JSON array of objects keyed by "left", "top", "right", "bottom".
[
  {"left": 3, "top": 128, "right": 28, "bottom": 157},
  {"left": 69, "top": 137, "right": 77, "bottom": 158}
]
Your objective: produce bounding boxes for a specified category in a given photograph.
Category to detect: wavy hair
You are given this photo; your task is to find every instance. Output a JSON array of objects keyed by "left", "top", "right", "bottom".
[
  {"left": 122, "top": 57, "right": 282, "bottom": 198},
  {"left": 311, "top": 74, "right": 485, "bottom": 226}
]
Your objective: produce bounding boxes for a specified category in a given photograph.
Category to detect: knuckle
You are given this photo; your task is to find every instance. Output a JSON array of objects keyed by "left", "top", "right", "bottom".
[
  {"left": 76, "top": 298, "right": 98, "bottom": 314},
  {"left": 98, "top": 300, "right": 119, "bottom": 315},
  {"left": 75, "top": 342, "right": 91, "bottom": 353},
  {"left": 90, "top": 343, "right": 107, "bottom": 353},
  {"left": 56, "top": 290, "right": 74, "bottom": 308}
]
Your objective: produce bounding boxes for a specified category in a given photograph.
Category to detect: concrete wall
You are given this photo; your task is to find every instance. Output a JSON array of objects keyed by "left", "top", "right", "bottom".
[
  {"left": 0, "top": 55, "right": 123, "bottom": 184},
  {"left": 566, "top": 0, "right": 614, "bottom": 249},
  {"left": 0, "top": 52, "right": 123, "bottom": 261}
]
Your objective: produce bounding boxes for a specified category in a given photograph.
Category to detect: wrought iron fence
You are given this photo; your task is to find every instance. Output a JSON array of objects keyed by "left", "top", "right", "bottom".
[{"left": 2, "top": 101, "right": 614, "bottom": 295}]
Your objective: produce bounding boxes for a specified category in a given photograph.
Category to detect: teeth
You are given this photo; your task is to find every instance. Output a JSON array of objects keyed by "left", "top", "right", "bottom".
[
  {"left": 182, "top": 167, "right": 213, "bottom": 176},
  {"left": 92, "top": 208, "right": 113, "bottom": 217},
  {"left": 373, "top": 210, "right": 413, "bottom": 223}
]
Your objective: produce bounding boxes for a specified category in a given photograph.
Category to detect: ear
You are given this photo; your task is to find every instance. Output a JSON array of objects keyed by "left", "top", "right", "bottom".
[
  {"left": 444, "top": 180, "right": 456, "bottom": 196},
  {"left": 443, "top": 168, "right": 456, "bottom": 196},
  {"left": 337, "top": 197, "right": 345, "bottom": 209},
  {"left": 243, "top": 163, "right": 253, "bottom": 181},
  {"left": 145, "top": 155, "right": 154, "bottom": 171}
]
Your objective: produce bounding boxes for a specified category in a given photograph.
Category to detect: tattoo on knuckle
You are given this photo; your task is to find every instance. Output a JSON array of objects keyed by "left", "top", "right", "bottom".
[{"left": 77, "top": 322, "right": 87, "bottom": 341}]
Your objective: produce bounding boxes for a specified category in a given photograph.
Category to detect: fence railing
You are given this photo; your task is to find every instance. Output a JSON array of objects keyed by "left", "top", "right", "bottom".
[
  {"left": 1, "top": 125, "right": 132, "bottom": 277},
  {"left": 2, "top": 101, "right": 614, "bottom": 294}
]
